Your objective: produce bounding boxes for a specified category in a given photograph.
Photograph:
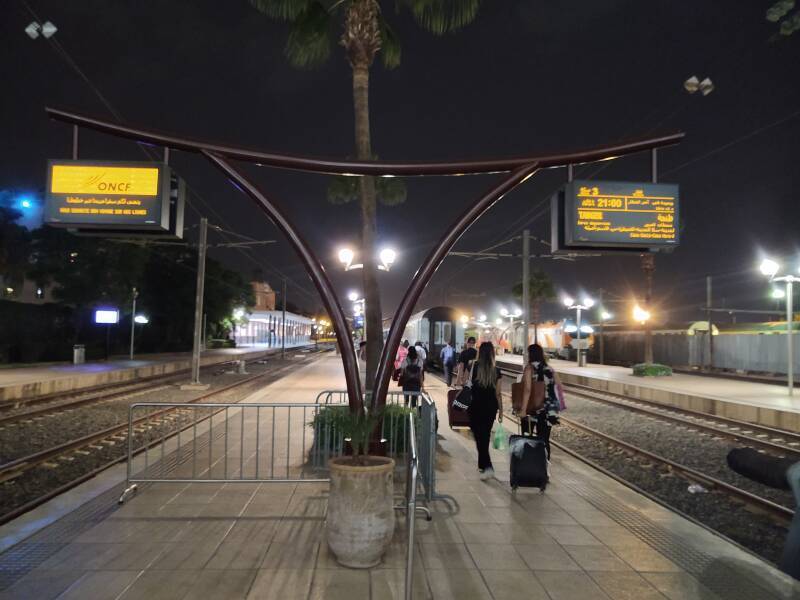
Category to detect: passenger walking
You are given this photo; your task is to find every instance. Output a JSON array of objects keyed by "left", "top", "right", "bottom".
[
  {"left": 400, "top": 346, "right": 424, "bottom": 407},
  {"left": 440, "top": 341, "right": 456, "bottom": 386},
  {"left": 414, "top": 341, "right": 427, "bottom": 366},
  {"left": 468, "top": 342, "right": 503, "bottom": 480},
  {"left": 521, "top": 344, "right": 560, "bottom": 459},
  {"left": 394, "top": 340, "right": 409, "bottom": 370},
  {"left": 454, "top": 336, "right": 477, "bottom": 386}
]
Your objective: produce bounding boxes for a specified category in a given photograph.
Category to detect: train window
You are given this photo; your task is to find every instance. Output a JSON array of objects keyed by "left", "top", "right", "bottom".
[
  {"left": 443, "top": 322, "right": 452, "bottom": 344},
  {"left": 433, "top": 321, "right": 451, "bottom": 344},
  {"left": 434, "top": 322, "right": 441, "bottom": 344}
]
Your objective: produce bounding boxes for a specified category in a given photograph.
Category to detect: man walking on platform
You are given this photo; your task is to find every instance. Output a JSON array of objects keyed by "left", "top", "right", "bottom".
[{"left": 440, "top": 341, "right": 456, "bottom": 386}]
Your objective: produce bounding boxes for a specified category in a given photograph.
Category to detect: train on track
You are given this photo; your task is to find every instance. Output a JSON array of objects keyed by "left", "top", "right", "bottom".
[{"left": 401, "top": 306, "right": 588, "bottom": 368}]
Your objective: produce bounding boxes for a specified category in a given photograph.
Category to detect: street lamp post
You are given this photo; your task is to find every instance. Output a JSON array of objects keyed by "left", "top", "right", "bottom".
[
  {"left": 129, "top": 287, "right": 138, "bottom": 360},
  {"left": 338, "top": 247, "right": 397, "bottom": 272},
  {"left": 500, "top": 308, "right": 522, "bottom": 352},
  {"left": 761, "top": 258, "right": 797, "bottom": 396},
  {"left": 599, "top": 310, "right": 612, "bottom": 365},
  {"left": 564, "top": 296, "right": 594, "bottom": 366}
]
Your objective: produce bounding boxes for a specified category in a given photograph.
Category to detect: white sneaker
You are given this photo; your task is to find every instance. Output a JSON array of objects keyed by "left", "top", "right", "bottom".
[{"left": 480, "top": 467, "right": 495, "bottom": 481}]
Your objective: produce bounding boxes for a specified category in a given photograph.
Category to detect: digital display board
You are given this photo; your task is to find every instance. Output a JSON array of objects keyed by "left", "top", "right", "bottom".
[
  {"left": 552, "top": 180, "right": 679, "bottom": 253},
  {"left": 45, "top": 161, "right": 171, "bottom": 231}
]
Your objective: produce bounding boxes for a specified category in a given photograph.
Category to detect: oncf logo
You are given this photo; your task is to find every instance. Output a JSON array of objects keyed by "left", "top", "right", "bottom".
[{"left": 51, "top": 164, "right": 159, "bottom": 196}]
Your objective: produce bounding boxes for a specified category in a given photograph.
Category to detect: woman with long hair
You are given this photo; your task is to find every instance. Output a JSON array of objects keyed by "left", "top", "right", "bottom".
[
  {"left": 468, "top": 342, "right": 504, "bottom": 480},
  {"left": 522, "top": 343, "right": 560, "bottom": 458}
]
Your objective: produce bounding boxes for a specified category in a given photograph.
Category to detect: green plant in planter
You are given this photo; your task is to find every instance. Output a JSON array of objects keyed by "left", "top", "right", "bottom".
[
  {"left": 309, "top": 403, "right": 415, "bottom": 460},
  {"left": 632, "top": 363, "right": 673, "bottom": 377}
]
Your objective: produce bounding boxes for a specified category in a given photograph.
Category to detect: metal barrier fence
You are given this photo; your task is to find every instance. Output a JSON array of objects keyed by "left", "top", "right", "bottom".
[{"left": 117, "top": 396, "right": 426, "bottom": 503}]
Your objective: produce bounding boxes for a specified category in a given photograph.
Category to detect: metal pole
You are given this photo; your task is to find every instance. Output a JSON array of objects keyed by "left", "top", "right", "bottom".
[
  {"left": 191, "top": 218, "right": 208, "bottom": 385},
  {"left": 788, "top": 280, "right": 794, "bottom": 397},
  {"left": 599, "top": 288, "right": 605, "bottom": 365},
  {"left": 281, "top": 278, "right": 286, "bottom": 360},
  {"left": 651, "top": 148, "right": 658, "bottom": 183},
  {"left": 706, "top": 276, "right": 713, "bottom": 371},
  {"left": 522, "top": 229, "right": 530, "bottom": 346},
  {"left": 72, "top": 125, "right": 78, "bottom": 160},
  {"left": 129, "top": 287, "right": 138, "bottom": 360},
  {"left": 202, "top": 312, "right": 207, "bottom": 350},
  {"left": 576, "top": 307, "right": 582, "bottom": 366}
]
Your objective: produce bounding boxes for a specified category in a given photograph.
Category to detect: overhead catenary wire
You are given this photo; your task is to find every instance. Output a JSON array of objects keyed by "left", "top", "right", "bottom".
[{"left": 19, "top": 0, "right": 319, "bottom": 303}]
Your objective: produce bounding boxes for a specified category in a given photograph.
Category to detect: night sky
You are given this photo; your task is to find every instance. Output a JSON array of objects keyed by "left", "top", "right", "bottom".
[{"left": 2, "top": 1, "right": 799, "bottom": 325}]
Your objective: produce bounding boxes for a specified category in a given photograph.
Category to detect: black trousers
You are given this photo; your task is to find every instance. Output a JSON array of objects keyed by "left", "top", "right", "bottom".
[
  {"left": 469, "top": 404, "right": 497, "bottom": 470},
  {"left": 443, "top": 360, "right": 455, "bottom": 386},
  {"left": 521, "top": 413, "right": 551, "bottom": 459}
]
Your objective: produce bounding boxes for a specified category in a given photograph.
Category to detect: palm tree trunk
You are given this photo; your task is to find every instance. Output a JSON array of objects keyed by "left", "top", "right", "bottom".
[{"left": 352, "top": 63, "right": 383, "bottom": 403}]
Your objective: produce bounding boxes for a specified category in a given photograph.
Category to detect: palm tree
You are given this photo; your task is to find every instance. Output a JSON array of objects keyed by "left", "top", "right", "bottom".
[
  {"left": 249, "top": 0, "right": 482, "bottom": 399},
  {"left": 512, "top": 269, "right": 557, "bottom": 345}
]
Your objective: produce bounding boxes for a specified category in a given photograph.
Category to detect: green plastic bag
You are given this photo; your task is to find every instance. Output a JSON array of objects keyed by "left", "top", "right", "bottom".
[{"left": 493, "top": 423, "right": 508, "bottom": 451}]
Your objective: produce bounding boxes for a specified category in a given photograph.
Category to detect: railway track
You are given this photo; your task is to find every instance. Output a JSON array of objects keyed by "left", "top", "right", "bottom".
[
  {"left": 555, "top": 415, "right": 794, "bottom": 524},
  {"left": 497, "top": 362, "right": 800, "bottom": 458},
  {"left": 0, "top": 356, "right": 258, "bottom": 426},
  {"left": 0, "top": 349, "right": 319, "bottom": 525}
]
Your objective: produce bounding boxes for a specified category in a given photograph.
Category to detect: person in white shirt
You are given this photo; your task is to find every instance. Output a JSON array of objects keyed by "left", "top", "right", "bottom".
[{"left": 414, "top": 341, "right": 427, "bottom": 366}]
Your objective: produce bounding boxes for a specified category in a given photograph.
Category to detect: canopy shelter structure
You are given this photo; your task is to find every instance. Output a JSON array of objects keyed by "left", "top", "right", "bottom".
[{"left": 46, "top": 106, "right": 683, "bottom": 411}]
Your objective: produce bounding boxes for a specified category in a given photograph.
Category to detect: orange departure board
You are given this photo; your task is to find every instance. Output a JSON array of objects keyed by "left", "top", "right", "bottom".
[{"left": 564, "top": 180, "right": 679, "bottom": 248}]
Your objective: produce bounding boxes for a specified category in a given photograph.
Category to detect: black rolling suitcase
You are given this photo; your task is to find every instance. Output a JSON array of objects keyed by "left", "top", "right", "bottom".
[{"left": 509, "top": 418, "right": 548, "bottom": 492}]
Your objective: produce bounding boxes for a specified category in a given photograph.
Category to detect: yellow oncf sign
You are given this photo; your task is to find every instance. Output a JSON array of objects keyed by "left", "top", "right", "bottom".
[{"left": 50, "top": 165, "right": 160, "bottom": 196}]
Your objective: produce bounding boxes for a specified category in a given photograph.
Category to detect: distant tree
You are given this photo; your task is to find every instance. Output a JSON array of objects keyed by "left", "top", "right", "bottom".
[
  {"left": 249, "top": 0, "right": 483, "bottom": 402},
  {"left": 27, "top": 228, "right": 254, "bottom": 350},
  {"left": 512, "top": 269, "right": 557, "bottom": 344},
  {"left": 0, "top": 206, "right": 31, "bottom": 296},
  {"left": 767, "top": 0, "right": 799, "bottom": 36}
]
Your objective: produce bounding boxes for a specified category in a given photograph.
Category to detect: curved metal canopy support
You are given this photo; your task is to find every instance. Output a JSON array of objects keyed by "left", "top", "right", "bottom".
[
  {"left": 203, "top": 151, "right": 363, "bottom": 410},
  {"left": 374, "top": 163, "right": 540, "bottom": 406},
  {"left": 45, "top": 106, "right": 684, "bottom": 410},
  {"left": 46, "top": 107, "right": 683, "bottom": 177}
]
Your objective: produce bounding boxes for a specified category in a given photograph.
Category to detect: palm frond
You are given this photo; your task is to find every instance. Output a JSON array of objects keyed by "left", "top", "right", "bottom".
[
  {"left": 376, "top": 176, "right": 407, "bottom": 206},
  {"left": 285, "top": 2, "right": 334, "bottom": 68},
  {"left": 402, "top": 0, "right": 481, "bottom": 35},
  {"left": 378, "top": 16, "right": 401, "bottom": 69},
  {"left": 328, "top": 175, "right": 359, "bottom": 204},
  {"left": 249, "top": 0, "right": 314, "bottom": 22}
]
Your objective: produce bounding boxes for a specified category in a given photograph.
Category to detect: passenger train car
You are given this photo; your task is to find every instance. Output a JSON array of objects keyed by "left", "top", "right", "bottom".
[{"left": 403, "top": 306, "right": 466, "bottom": 369}]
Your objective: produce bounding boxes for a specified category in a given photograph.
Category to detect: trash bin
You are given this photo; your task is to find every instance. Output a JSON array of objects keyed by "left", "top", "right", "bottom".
[
  {"left": 578, "top": 349, "right": 588, "bottom": 367},
  {"left": 73, "top": 344, "right": 85, "bottom": 365}
]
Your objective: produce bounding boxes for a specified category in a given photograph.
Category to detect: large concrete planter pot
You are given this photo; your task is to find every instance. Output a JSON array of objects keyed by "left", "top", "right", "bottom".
[{"left": 327, "top": 456, "right": 395, "bottom": 568}]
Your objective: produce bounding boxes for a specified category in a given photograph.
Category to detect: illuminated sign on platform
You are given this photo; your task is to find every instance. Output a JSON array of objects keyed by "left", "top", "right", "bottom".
[
  {"left": 94, "top": 309, "right": 119, "bottom": 324},
  {"left": 552, "top": 180, "right": 680, "bottom": 253},
  {"left": 45, "top": 161, "right": 185, "bottom": 239}
]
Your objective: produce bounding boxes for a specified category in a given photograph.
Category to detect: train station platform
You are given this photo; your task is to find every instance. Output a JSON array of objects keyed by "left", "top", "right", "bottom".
[
  {"left": 497, "top": 354, "right": 800, "bottom": 432},
  {"left": 0, "top": 343, "right": 312, "bottom": 404},
  {"left": 0, "top": 355, "right": 797, "bottom": 599}
]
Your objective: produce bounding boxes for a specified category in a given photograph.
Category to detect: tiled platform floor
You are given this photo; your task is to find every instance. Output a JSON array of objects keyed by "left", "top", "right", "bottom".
[{"left": 0, "top": 356, "right": 798, "bottom": 599}]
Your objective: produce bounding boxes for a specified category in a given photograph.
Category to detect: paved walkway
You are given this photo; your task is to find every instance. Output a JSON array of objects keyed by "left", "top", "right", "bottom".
[
  {"left": 0, "top": 355, "right": 797, "bottom": 599},
  {"left": 498, "top": 353, "right": 800, "bottom": 415}
]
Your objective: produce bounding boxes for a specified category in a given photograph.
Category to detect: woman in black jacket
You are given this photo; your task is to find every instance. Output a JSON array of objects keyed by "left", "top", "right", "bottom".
[{"left": 469, "top": 342, "right": 504, "bottom": 480}]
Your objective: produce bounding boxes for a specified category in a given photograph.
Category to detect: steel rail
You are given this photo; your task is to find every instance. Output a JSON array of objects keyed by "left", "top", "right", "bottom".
[
  {"left": 0, "top": 353, "right": 314, "bottom": 483},
  {"left": 563, "top": 381, "right": 800, "bottom": 444},
  {"left": 563, "top": 385, "right": 800, "bottom": 458},
  {"left": 0, "top": 357, "right": 244, "bottom": 415},
  {"left": 0, "top": 349, "right": 296, "bottom": 426},
  {"left": 45, "top": 107, "right": 684, "bottom": 177},
  {"left": 496, "top": 361, "right": 800, "bottom": 453},
  {"left": 559, "top": 415, "right": 794, "bottom": 524}
]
